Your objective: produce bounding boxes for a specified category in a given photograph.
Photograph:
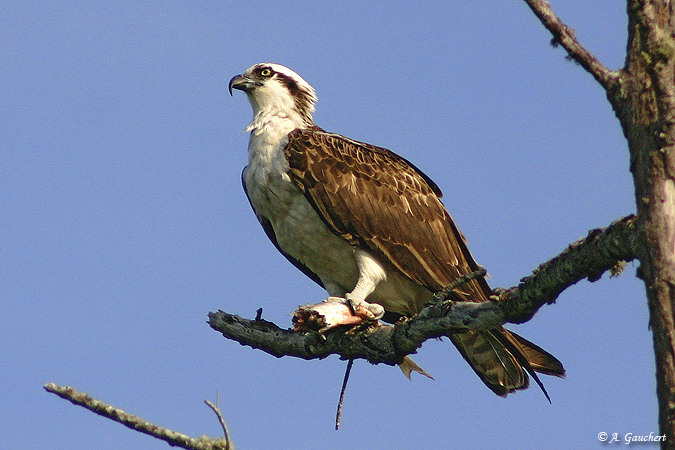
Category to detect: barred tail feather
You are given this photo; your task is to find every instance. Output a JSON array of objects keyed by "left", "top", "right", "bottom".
[{"left": 449, "top": 328, "right": 565, "bottom": 400}]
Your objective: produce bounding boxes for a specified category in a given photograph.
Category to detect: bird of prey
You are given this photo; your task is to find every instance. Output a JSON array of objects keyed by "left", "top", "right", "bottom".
[{"left": 229, "top": 63, "right": 565, "bottom": 397}]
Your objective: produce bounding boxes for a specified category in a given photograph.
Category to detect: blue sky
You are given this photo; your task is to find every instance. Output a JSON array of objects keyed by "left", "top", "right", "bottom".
[{"left": 2, "top": 2, "right": 653, "bottom": 449}]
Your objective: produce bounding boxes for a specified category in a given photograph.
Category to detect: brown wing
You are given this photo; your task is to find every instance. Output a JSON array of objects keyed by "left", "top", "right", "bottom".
[
  {"left": 284, "top": 126, "right": 491, "bottom": 303},
  {"left": 284, "top": 126, "right": 565, "bottom": 397}
]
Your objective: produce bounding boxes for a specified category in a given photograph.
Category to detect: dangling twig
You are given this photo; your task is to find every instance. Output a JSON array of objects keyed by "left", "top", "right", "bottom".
[{"left": 335, "top": 359, "right": 354, "bottom": 430}]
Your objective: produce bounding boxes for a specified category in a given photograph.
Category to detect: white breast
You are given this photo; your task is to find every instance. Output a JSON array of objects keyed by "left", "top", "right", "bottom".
[{"left": 243, "top": 119, "right": 360, "bottom": 296}]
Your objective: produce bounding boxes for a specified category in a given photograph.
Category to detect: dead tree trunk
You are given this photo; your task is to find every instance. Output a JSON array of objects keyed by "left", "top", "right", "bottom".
[
  {"left": 529, "top": 0, "right": 675, "bottom": 443},
  {"left": 619, "top": 1, "right": 675, "bottom": 443}
]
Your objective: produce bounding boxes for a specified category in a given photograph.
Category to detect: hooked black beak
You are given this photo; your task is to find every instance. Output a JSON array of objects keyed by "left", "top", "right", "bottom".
[{"left": 228, "top": 74, "right": 249, "bottom": 96}]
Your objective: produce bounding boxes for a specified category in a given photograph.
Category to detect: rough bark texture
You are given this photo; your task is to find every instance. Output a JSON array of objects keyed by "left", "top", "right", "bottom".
[{"left": 619, "top": 2, "right": 675, "bottom": 444}]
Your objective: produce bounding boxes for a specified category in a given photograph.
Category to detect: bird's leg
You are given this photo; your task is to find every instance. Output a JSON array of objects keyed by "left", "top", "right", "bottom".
[
  {"left": 344, "top": 250, "right": 386, "bottom": 320},
  {"left": 293, "top": 251, "right": 386, "bottom": 330},
  {"left": 345, "top": 282, "right": 384, "bottom": 320}
]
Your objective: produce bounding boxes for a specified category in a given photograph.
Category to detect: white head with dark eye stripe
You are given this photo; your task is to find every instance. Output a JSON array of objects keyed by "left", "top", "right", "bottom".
[{"left": 229, "top": 63, "right": 317, "bottom": 127}]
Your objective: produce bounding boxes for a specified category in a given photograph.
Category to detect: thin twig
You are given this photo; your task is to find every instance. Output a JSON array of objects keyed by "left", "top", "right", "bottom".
[
  {"left": 204, "top": 399, "right": 233, "bottom": 449},
  {"left": 432, "top": 268, "right": 488, "bottom": 302},
  {"left": 522, "top": 0, "right": 618, "bottom": 90}
]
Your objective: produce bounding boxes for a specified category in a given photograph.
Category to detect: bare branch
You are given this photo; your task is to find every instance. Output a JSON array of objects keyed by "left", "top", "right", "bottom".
[
  {"left": 209, "top": 215, "right": 638, "bottom": 366},
  {"left": 522, "top": 0, "right": 619, "bottom": 90},
  {"left": 44, "top": 383, "right": 232, "bottom": 450}
]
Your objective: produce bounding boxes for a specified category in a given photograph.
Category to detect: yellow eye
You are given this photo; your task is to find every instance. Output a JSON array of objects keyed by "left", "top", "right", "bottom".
[{"left": 260, "top": 68, "right": 273, "bottom": 77}]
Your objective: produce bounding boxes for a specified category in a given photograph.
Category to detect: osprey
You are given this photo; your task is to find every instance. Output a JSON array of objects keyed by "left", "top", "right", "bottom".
[{"left": 229, "top": 63, "right": 565, "bottom": 397}]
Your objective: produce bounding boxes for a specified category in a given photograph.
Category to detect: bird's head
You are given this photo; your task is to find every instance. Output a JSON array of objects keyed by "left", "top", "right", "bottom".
[{"left": 229, "top": 63, "right": 317, "bottom": 127}]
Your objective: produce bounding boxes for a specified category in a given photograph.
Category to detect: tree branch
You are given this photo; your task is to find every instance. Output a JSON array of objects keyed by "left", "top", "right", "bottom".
[
  {"left": 43, "top": 383, "right": 233, "bottom": 450},
  {"left": 497, "top": 214, "right": 640, "bottom": 322},
  {"left": 522, "top": 0, "right": 619, "bottom": 90},
  {"left": 209, "top": 215, "right": 638, "bottom": 367}
]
